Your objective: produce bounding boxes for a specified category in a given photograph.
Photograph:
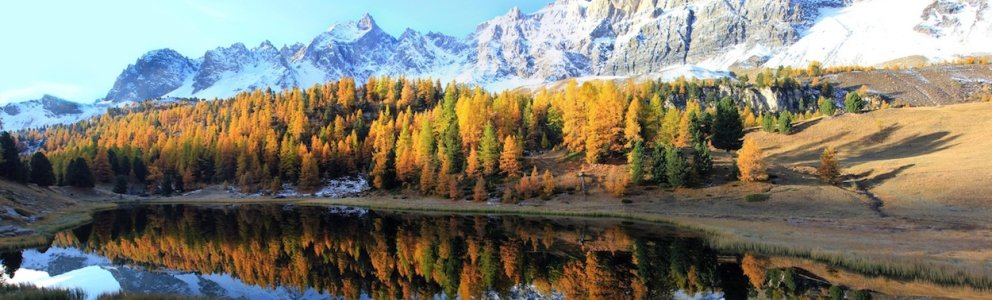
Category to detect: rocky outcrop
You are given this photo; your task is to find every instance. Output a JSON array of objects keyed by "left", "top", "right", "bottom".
[{"left": 104, "top": 49, "right": 197, "bottom": 102}]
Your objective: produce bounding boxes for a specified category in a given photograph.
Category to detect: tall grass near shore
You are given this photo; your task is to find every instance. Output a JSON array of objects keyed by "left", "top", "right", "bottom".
[
  {"left": 0, "top": 283, "right": 85, "bottom": 300},
  {"left": 715, "top": 240, "right": 992, "bottom": 290}
]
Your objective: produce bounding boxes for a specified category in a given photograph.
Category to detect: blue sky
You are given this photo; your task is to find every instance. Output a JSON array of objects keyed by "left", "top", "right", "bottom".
[{"left": 0, "top": 0, "right": 551, "bottom": 104}]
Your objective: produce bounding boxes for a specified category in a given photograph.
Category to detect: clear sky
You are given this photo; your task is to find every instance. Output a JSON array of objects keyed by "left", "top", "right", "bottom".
[{"left": 0, "top": 0, "right": 552, "bottom": 105}]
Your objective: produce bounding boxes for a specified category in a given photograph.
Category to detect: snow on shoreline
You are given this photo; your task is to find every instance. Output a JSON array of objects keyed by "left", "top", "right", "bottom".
[{"left": 227, "top": 176, "right": 370, "bottom": 199}]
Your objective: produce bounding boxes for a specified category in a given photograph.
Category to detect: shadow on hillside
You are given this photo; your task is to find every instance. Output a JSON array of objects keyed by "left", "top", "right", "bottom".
[
  {"left": 845, "top": 164, "right": 916, "bottom": 190},
  {"left": 788, "top": 117, "right": 822, "bottom": 134},
  {"left": 766, "top": 130, "right": 851, "bottom": 162},
  {"left": 769, "top": 123, "right": 958, "bottom": 164},
  {"left": 846, "top": 131, "right": 958, "bottom": 162}
]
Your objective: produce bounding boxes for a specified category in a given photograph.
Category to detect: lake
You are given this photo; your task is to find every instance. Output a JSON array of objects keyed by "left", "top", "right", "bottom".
[{"left": 0, "top": 204, "right": 985, "bottom": 299}]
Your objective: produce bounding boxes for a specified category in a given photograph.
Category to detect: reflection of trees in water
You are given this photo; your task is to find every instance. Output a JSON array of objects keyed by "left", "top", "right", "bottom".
[{"left": 47, "top": 205, "right": 739, "bottom": 299}]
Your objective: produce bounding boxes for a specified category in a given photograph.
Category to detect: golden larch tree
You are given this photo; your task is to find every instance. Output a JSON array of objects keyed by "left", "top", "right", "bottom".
[
  {"left": 499, "top": 136, "right": 522, "bottom": 176},
  {"left": 737, "top": 137, "right": 768, "bottom": 182}
]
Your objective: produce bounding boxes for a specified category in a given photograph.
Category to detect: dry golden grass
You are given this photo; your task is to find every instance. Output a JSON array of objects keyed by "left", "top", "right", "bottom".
[{"left": 751, "top": 102, "right": 992, "bottom": 213}]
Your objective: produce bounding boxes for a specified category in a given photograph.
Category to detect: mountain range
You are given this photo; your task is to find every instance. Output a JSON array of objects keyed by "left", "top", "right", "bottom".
[{"left": 4, "top": 0, "right": 991, "bottom": 130}]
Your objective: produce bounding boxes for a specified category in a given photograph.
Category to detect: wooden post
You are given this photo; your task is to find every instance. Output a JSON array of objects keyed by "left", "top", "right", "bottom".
[{"left": 578, "top": 171, "right": 587, "bottom": 196}]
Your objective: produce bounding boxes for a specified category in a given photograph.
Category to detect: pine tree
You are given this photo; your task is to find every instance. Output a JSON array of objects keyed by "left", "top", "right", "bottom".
[
  {"left": 627, "top": 141, "right": 645, "bottom": 185},
  {"left": 761, "top": 114, "right": 776, "bottom": 133},
  {"left": 442, "top": 121, "right": 463, "bottom": 174},
  {"left": 499, "top": 136, "right": 522, "bottom": 176},
  {"left": 113, "top": 175, "right": 128, "bottom": 196},
  {"left": 777, "top": 111, "right": 793, "bottom": 134},
  {"left": 132, "top": 157, "right": 148, "bottom": 183},
  {"left": 651, "top": 145, "right": 667, "bottom": 184},
  {"left": 416, "top": 117, "right": 436, "bottom": 168},
  {"left": 665, "top": 148, "right": 689, "bottom": 188},
  {"left": 29, "top": 152, "right": 55, "bottom": 187},
  {"left": 479, "top": 122, "right": 500, "bottom": 175},
  {"left": 65, "top": 157, "right": 95, "bottom": 188},
  {"left": 687, "top": 112, "right": 706, "bottom": 146},
  {"left": 818, "top": 96, "right": 836, "bottom": 116},
  {"left": 737, "top": 137, "right": 768, "bottom": 182},
  {"left": 0, "top": 132, "right": 24, "bottom": 181},
  {"left": 819, "top": 146, "right": 840, "bottom": 184},
  {"left": 712, "top": 97, "right": 744, "bottom": 152},
  {"left": 845, "top": 91, "right": 865, "bottom": 113},
  {"left": 692, "top": 142, "right": 712, "bottom": 181}
]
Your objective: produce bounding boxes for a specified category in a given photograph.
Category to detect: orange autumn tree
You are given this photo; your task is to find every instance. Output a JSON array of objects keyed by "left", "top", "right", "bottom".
[
  {"left": 499, "top": 136, "right": 522, "bottom": 176},
  {"left": 737, "top": 137, "right": 768, "bottom": 182}
]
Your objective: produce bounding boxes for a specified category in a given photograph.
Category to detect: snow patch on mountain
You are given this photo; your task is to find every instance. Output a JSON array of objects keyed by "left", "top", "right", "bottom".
[
  {"left": 0, "top": 95, "right": 109, "bottom": 131},
  {"left": 765, "top": 0, "right": 992, "bottom": 67}
]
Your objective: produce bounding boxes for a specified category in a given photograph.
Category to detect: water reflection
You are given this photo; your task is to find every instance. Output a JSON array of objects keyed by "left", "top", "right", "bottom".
[{"left": 0, "top": 205, "right": 839, "bottom": 299}]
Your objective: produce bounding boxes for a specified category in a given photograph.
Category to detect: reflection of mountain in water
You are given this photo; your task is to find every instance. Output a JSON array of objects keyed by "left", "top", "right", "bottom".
[{"left": 1, "top": 205, "right": 756, "bottom": 299}]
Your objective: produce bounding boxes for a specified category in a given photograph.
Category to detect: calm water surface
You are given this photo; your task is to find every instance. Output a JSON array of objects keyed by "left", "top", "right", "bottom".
[{"left": 0, "top": 204, "right": 982, "bottom": 299}]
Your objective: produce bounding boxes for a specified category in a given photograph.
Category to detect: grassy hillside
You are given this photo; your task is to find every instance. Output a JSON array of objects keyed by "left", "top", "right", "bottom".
[{"left": 751, "top": 102, "right": 992, "bottom": 219}]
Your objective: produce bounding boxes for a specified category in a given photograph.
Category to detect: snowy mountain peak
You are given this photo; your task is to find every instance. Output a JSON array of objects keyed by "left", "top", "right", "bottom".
[
  {"left": 357, "top": 13, "right": 376, "bottom": 31},
  {"left": 324, "top": 13, "right": 382, "bottom": 43},
  {"left": 506, "top": 6, "right": 524, "bottom": 19},
  {"left": 98, "top": 0, "right": 992, "bottom": 106},
  {"left": 105, "top": 48, "right": 197, "bottom": 102}
]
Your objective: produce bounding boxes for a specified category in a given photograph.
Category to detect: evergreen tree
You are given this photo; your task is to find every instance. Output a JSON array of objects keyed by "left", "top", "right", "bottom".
[
  {"left": 818, "top": 96, "right": 836, "bottom": 116},
  {"left": 160, "top": 173, "right": 175, "bottom": 196},
  {"left": 665, "top": 148, "right": 689, "bottom": 188},
  {"left": 651, "top": 145, "right": 667, "bottom": 184},
  {"left": 478, "top": 122, "right": 500, "bottom": 176},
  {"left": 845, "top": 92, "right": 865, "bottom": 113},
  {"left": 777, "top": 111, "right": 793, "bottom": 134},
  {"left": 687, "top": 112, "right": 706, "bottom": 146},
  {"left": 132, "top": 157, "right": 148, "bottom": 183},
  {"left": 0, "top": 132, "right": 24, "bottom": 181},
  {"left": 627, "top": 141, "right": 645, "bottom": 185},
  {"left": 107, "top": 149, "right": 120, "bottom": 175},
  {"left": 761, "top": 114, "right": 776, "bottom": 133},
  {"left": 65, "top": 157, "right": 95, "bottom": 188},
  {"left": 442, "top": 121, "right": 463, "bottom": 174},
  {"left": 416, "top": 117, "right": 436, "bottom": 168},
  {"left": 692, "top": 142, "right": 712, "bottom": 180},
  {"left": 29, "top": 152, "right": 55, "bottom": 187},
  {"left": 113, "top": 175, "right": 128, "bottom": 196},
  {"left": 711, "top": 97, "right": 744, "bottom": 152}
]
